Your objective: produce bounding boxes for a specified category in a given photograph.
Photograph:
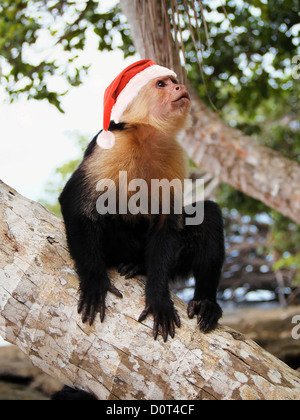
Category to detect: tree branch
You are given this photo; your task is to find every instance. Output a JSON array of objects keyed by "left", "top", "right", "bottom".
[{"left": 0, "top": 180, "right": 300, "bottom": 400}]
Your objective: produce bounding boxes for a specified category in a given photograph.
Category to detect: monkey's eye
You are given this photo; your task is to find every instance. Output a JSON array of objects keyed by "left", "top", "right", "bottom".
[{"left": 156, "top": 80, "right": 166, "bottom": 88}]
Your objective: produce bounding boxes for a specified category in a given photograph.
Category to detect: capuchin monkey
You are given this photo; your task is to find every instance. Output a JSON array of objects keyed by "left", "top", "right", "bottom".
[{"left": 59, "top": 60, "right": 225, "bottom": 343}]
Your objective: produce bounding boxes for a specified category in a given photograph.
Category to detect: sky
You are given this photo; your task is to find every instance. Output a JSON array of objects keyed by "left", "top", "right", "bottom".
[{"left": 0, "top": 0, "right": 137, "bottom": 202}]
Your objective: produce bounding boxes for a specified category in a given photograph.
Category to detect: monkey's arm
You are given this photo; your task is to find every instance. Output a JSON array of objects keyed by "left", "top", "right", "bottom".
[
  {"left": 59, "top": 176, "right": 122, "bottom": 326},
  {"left": 186, "top": 201, "right": 224, "bottom": 333},
  {"left": 138, "top": 218, "right": 181, "bottom": 342},
  {"left": 68, "top": 215, "right": 122, "bottom": 325}
]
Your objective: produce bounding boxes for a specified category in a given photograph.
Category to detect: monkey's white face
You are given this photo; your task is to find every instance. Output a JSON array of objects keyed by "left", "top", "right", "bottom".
[
  {"left": 153, "top": 76, "right": 190, "bottom": 115},
  {"left": 155, "top": 77, "right": 190, "bottom": 100},
  {"left": 148, "top": 77, "right": 191, "bottom": 133},
  {"left": 121, "top": 76, "right": 191, "bottom": 136}
]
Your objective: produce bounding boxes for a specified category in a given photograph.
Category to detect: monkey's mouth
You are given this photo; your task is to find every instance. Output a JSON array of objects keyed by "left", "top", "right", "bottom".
[{"left": 173, "top": 93, "right": 190, "bottom": 103}]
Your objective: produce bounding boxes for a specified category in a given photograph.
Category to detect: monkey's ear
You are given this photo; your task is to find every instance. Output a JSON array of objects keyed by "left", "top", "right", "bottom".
[{"left": 96, "top": 130, "right": 115, "bottom": 150}]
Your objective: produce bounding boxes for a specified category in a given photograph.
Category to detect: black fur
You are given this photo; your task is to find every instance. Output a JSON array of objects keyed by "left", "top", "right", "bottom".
[{"left": 59, "top": 127, "right": 225, "bottom": 341}]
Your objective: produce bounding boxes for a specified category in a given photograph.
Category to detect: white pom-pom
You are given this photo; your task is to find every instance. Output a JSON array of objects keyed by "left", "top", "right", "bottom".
[{"left": 96, "top": 130, "right": 115, "bottom": 149}]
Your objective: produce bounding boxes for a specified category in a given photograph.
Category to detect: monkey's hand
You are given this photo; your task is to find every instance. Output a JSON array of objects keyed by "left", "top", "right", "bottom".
[
  {"left": 138, "top": 300, "right": 181, "bottom": 342},
  {"left": 187, "top": 299, "right": 222, "bottom": 333},
  {"left": 78, "top": 279, "right": 123, "bottom": 326},
  {"left": 118, "top": 262, "right": 145, "bottom": 279}
]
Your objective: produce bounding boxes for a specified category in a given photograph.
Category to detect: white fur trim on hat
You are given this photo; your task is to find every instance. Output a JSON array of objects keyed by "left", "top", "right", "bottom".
[{"left": 112, "top": 65, "right": 177, "bottom": 124}]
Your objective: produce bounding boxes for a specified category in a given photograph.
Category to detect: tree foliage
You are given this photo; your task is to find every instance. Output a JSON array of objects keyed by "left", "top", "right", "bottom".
[{"left": 0, "top": 0, "right": 133, "bottom": 111}]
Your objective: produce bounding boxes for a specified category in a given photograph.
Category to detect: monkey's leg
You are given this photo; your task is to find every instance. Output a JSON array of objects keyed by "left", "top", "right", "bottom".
[
  {"left": 138, "top": 219, "right": 181, "bottom": 342},
  {"left": 64, "top": 215, "right": 122, "bottom": 326},
  {"left": 183, "top": 201, "right": 225, "bottom": 333}
]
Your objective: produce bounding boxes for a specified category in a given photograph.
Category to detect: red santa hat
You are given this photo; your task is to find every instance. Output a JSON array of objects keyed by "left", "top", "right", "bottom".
[{"left": 97, "top": 59, "right": 177, "bottom": 149}]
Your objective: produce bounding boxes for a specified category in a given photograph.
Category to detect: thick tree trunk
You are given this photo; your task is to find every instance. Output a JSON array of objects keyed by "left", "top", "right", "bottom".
[
  {"left": 0, "top": 180, "right": 300, "bottom": 400},
  {"left": 120, "top": 0, "right": 300, "bottom": 225}
]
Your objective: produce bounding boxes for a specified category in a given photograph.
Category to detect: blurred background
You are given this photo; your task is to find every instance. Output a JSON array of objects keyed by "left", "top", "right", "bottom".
[{"left": 0, "top": 0, "right": 299, "bottom": 399}]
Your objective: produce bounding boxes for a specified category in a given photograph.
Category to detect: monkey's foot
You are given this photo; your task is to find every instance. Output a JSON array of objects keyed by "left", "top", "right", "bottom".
[
  {"left": 187, "top": 299, "right": 222, "bottom": 333},
  {"left": 138, "top": 302, "right": 181, "bottom": 342},
  {"left": 78, "top": 281, "right": 123, "bottom": 326},
  {"left": 118, "top": 263, "right": 145, "bottom": 279}
]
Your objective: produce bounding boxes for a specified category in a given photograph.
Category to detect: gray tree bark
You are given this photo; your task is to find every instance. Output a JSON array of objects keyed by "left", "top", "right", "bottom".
[
  {"left": 1, "top": 180, "right": 300, "bottom": 400},
  {"left": 120, "top": 0, "right": 300, "bottom": 225}
]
